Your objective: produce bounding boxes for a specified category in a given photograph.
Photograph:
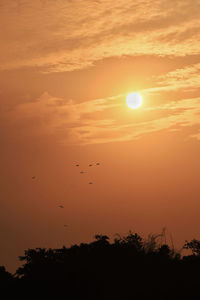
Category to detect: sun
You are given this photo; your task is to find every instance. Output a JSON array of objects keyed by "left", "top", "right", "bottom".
[{"left": 126, "top": 92, "right": 143, "bottom": 109}]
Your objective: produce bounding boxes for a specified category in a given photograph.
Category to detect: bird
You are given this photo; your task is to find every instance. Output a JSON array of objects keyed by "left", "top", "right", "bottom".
[
  {"left": 76, "top": 164, "right": 79, "bottom": 167},
  {"left": 88, "top": 182, "right": 93, "bottom": 185},
  {"left": 58, "top": 205, "right": 64, "bottom": 208},
  {"left": 89, "top": 164, "right": 93, "bottom": 167},
  {"left": 32, "top": 176, "right": 36, "bottom": 179},
  {"left": 80, "top": 171, "right": 85, "bottom": 174},
  {"left": 96, "top": 163, "right": 100, "bottom": 166},
  {"left": 64, "top": 224, "right": 68, "bottom": 227}
]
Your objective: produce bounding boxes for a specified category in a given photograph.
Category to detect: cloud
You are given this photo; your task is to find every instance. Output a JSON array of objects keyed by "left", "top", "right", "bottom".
[
  {"left": 69, "top": 98, "right": 200, "bottom": 145},
  {"left": 1, "top": 0, "right": 200, "bottom": 72},
  {"left": 152, "top": 63, "right": 200, "bottom": 92},
  {"left": 4, "top": 90, "right": 200, "bottom": 145},
  {"left": 2, "top": 0, "right": 200, "bottom": 145}
]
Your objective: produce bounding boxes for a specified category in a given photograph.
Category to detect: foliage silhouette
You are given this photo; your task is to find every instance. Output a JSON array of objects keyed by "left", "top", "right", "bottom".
[
  {"left": 0, "top": 266, "right": 13, "bottom": 281},
  {"left": 183, "top": 239, "right": 200, "bottom": 255},
  {"left": 2, "top": 232, "right": 200, "bottom": 299}
]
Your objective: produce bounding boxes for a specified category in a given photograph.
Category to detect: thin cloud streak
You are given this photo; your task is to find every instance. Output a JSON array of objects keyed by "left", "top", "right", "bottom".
[
  {"left": 1, "top": 0, "right": 200, "bottom": 72},
  {"left": 70, "top": 98, "right": 200, "bottom": 145},
  {"left": 153, "top": 63, "right": 200, "bottom": 92},
  {"left": 4, "top": 91, "right": 200, "bottom": 145}
]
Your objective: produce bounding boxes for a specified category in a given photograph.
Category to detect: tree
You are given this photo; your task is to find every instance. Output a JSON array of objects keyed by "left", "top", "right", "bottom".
[
  {"left": 183, "top": 239, "right": 200, "bottom": 255},
  {"left": 0, "top": 266, "right": 13, "bottom": 281}
]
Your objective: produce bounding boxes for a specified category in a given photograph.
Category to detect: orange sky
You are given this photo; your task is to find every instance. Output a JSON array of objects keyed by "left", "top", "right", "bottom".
[{"left": 1, "top": 0, "right": 200, "bottom": 272}]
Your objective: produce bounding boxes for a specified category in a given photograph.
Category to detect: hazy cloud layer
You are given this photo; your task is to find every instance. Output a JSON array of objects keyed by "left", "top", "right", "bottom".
[
  {"left": 4, "top": 89, "right": 200, "bottom": 145},
  {"left": 1, "top": 0, "right": 200, "bottom": 72},
  {"left": 1, "top": 0, "right": 200, "bottom": 145}
]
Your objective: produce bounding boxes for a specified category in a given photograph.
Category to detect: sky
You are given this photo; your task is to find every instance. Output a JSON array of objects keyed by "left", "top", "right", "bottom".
[{"left": 1, "top": 0, "right": 200, "bottom": 272}]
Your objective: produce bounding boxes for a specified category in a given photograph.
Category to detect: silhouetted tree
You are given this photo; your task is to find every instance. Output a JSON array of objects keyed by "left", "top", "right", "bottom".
[
  {"left": 10, "top": 232, "right": 200, "bottom": 299},
  {"left": 0, "top": 266, "right": 13, "bottom": 281},
  {"left": 183, "top": 239, "right": 200, "bottom": 255}
]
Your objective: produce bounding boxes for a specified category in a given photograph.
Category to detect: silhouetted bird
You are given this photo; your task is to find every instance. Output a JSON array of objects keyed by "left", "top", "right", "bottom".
[
  {"left": 89, "top": 164, "right": 93, "bottom": 167},
  {"left": 76, "top": 164, "right": 79, "bottom": 167},
  {"left": 96, "top": 163, "right": 100, "bottom": 166},
  {"left": 88, "top": 182, "right": 93, "bottom": 184},
  {"left": 64, "top": 225, "right": 68, "bottom": 227},
  {"left": 80, "top": 171, "right": 85, "bottom": 174},
  {"left": 32, "top": 176, "right": 36, "bottom": 179},
  {"left": 58, "top": 205, "right": 64, "bottom": 208}
]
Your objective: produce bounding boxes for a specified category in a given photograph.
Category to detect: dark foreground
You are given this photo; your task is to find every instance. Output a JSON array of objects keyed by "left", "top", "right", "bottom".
[{"left": 1, "top": 232, "right": 200, "bottom": 299}]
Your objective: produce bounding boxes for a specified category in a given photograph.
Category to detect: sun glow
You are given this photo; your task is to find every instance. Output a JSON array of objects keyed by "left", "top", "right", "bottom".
[{"left": 126, "top": 92, "right": 143, "bottom": 109}]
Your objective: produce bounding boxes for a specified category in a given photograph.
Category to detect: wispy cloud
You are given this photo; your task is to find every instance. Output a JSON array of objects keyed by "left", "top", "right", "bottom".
[
  {"left": 1, "top": 0, "right": 200, "bottom": 72},
  {"left": 2, "top": 0, "right": 200, "bottom": 145},
  {"left": 69, "top": 98, "right": 200, "bottom": 145},
  {"left": 5, "top": 91, "right": 200, "bottom": 145},
  {"left": 151, "top": 63, "right": 200, "bottom": 92}
]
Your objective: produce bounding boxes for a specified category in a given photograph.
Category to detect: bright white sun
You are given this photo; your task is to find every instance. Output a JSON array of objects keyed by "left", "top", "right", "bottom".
[{"left": 126, "top": 92, "right": 143, "bottom": 109}]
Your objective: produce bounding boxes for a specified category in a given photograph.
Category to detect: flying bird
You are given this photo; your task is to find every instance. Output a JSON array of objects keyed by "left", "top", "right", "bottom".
[
  {"left": 89, "top": 164, "right": 93, "bottom": 167},
  {"left": 88, "top": 182, "right": 93, "bottom": 185},
  {"left": 64, "top": 224, "right": 68, "bottom": 227},
  {"left": 80, "top": 171, "right": 85, "bottom": 174},
  {"left": 58, "top": 205, "right": 64, "bottom": 208},
  {"left": 76, "top": 164, "right": 79, "bottom": 167},
  {"left": 96, "top": 163, "right": 100, "bottom": 166},
  {"left": 32, "top": 176, "right": 36, "bottom": 179}
]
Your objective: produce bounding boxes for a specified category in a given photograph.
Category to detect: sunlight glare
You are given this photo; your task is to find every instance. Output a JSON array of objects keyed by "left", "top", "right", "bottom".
[{"left": 126, "top": 92, "right": 143, "bottom": 109}]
